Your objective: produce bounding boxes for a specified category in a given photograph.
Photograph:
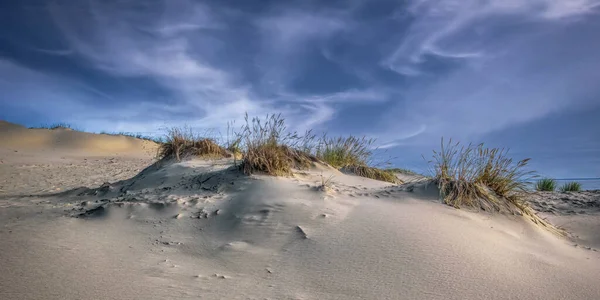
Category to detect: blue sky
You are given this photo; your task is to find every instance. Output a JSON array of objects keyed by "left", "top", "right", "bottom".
[{"left": 1, "top": 0, "right": 599, "bottom": 177}]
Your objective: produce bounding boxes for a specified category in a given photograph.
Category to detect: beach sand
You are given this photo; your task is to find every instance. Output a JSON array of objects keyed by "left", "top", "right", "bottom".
[{"left": 1, "top": 121, "right": 599, "bottom": 300}]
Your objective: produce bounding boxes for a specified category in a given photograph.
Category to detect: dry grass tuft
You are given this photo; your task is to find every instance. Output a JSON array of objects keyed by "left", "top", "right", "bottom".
[
  {"left": 316, "top": 135, "right": 373, "bottom": 168},
  {"left": 157, "top": 126, "right": 229, "bottom": 161},
  {"left": 342, "top": 165, "right": 401, "bottom": 184},
  {"left": 428, "top": 138, "right": 563, "bottom": 233},
  {"left": 429, "top": 138, "right": 536, "bottom": 212},
  {"left": 240, "top": 114, "right": 316, "bottom": 176},
  {"left": 314, "top": 135, "right": 402, "bottom": 184}
]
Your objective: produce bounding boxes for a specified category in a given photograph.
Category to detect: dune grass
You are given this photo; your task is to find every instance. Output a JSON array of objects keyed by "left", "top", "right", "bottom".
[
  {"left": 30, "top": 123, "right": 76, "bottom": 130},
  {"left": 29, "top": 123, "right": 162, "bottom": 143},
  {"left": 535, "top": 178, "right": 557, "bottom": 192},
  {"left": 315, "top": 135, "right": 374, "bottom": 168},
  {"left": 100, "top": 131, "right": 163, "bottom": 143},
  {"left": 157, "top": 126, "right": 229, "bottom": 161},
  {"left": 239, "top": 114, "right": 316, "bottom": 176},
  {"left": 342, "top": 165, "right": 400, "bottom": 184},
  {"left": 560, "top": 181, "right": 582, "bottom": 192},
  {"left": 225, "top": 121, "right": 243, "bottom": 160},
  {"left": 386, "top": 167, "right": 417, "bottom": 175},
  {"left": 227, "top": 138, "right": 243, "bottom": 160},
  {"left": 312, "top": 135, "right": 399, "bottom": 183},
  {"left": 429, "top": 138, "right": 535, "bottom": 212},
  {"left": 236, "top": 116, "right": 398, "bottom": 183}
]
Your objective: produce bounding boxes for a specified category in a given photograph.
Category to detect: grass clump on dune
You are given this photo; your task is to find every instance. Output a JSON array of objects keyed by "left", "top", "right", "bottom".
[
  {"left": 386, "top": 168, "right": 418, "bottom": 175},
  {"left": 316, "top": 135, "right": 374, "bottom": 168},
  {"left": 315, "top": 135, "right": 400, "bottom": 184},
  {"left": 100, "top": 131, "right": 163, "bottom": 143},
  {"left": 560, "top": 181, "right": 582, "bottom": 192},
  {"left": 429, "top": 138, "right": 535, "bottom": 212},
  {"left": 30, "top": 123, "right": 75, "bottom": 130},
  {"left": 535, "top": 178, "right": 556, "bottom": 191},
  {"left": 239, "top": 114, "right": 316, "bottom": 176},
  {"left": 341, "top": 165, "right": 400, "bottom": 184},
  {"left": 157, "top": 126, "right": 228, "bottom": 161}
]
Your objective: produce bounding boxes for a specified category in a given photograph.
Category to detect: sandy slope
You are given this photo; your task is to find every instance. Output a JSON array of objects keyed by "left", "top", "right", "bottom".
[
  {"left": 1, "top": 121, "right": 600, "bottom": 300},
  {"left": 0, "top": 122, "right": 157, "bottom": 196},
  {"left": 527, "top": 191, "right": 600, "bottom": 249}
]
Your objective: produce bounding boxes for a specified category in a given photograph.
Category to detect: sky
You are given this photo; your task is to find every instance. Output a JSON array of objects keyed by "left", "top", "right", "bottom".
[{"left": 1, "top": 0, "right": 599, "bottom": 178}]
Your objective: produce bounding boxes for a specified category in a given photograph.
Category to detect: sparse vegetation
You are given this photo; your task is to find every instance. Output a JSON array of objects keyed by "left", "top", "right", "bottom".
[
  {"left": 319, "top": 174, "right": 335, "bottom": 191},
  {"left": 100, "top": 131, "right": 163, "bottom": 143},
  {"left": 225, "top": 121, "right": 243, "bottom": 161},
  {"left": 536, "top": 178, "right": 557, "bottom": 192},
  {"left": 30, "top": 123, "right": 162, "bottom": 143},
  {"left": 239, "top": 114, "right": 316, "bottom": 176},
  {"left": 342, "top": 165, "right": 400, "bottom": 184},
  {"left": 386, "top": 167, "right": 418, "bottom": 175},
  {"left": 560, "top": 181, "right": 582, "bottom": 192},
  {"left": 157, "top": 126, "right": 229, "bottom": 161},
  {"left": 429, "top": 138, "right": 536, "bottom": 212},
  {"left": 316, "top": 135, "right": 373, "bottom": 168},
  {"left": 312, "top": 135, "right": 399, "bottom": 183},
  {"left": 30, "top": 123, "right": 75, "bottom": 130},
  {"left": 227, "top": 138, "right": 242, "bottom": 160}
]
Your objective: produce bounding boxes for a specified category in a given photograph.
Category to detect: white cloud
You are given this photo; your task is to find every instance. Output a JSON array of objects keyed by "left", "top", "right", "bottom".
[
  {"left": 45, "top": 0, "right": 285, "bottom": 131},
  {"left": 385, "top": 0, "right": 600, "bottom": 73},
  {"left": 367, "top": 0, "right": 600, "bottom": 146},
  {"left": 38, "top": 0, "right": 380, "bottom": 134}
]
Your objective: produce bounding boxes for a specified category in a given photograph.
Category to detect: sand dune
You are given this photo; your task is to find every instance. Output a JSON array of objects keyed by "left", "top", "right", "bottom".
[
  {"left": 1, "top": 122, "right": 599, "bottom": 299},
  {"left": 0, "top": 121, "right": 157, "bottom": 156},
  {"left": 0, "top": 122, "right": 157, "bottom": 196}
]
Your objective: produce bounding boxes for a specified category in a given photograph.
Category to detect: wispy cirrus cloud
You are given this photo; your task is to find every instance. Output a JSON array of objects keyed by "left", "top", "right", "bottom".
[
  {"left": 373, "top": 0, "right": 600, "bottom": 146},
  {"left": 18, "top": 0, "right": 376, "bottom": 133},
  {"left": 385, "top": 0, "right": 600, "bottom": 74}
]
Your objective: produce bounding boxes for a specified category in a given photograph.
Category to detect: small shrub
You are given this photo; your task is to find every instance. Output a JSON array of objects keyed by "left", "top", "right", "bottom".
[
  {"left": 560, "top": 181, "right": 582, "bottom": 192},
  {"left": 240, "top": 114, "right": 315, "bottom": 176},
  {"left": 157, "top": 126, "right": 228, "bottom": 161},
  {"left": 429, "top": 138, "right": 535, "bottom": 212},
  {"left": 342, "top": 165, "right": 401, "bottom": 184},
  {"left": 315, "top": 135, "right": 373, "bottom": 168},
  {"left": 536, "top": 178, "right": 556, "bottom": 191}
]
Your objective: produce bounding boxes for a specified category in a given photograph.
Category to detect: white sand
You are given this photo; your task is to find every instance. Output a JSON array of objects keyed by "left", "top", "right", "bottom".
[{"left": 1, "top": 121, "right": 599, "bottom": 300}]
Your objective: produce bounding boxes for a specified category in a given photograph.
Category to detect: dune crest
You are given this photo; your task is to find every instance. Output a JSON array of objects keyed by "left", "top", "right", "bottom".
[{"left": 0, "top": 121, "right": 158, "bottom": 156}]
